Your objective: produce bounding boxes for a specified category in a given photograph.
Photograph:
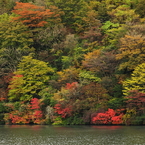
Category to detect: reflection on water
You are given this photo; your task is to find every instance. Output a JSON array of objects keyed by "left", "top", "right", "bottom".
[{"left": 0, "top": 125, "right": 145, "bottom": 145}]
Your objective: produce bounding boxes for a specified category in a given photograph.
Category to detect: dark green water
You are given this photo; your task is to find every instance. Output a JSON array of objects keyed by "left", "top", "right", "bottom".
[{"left": 0, "top": 125, "right": 145, "bottom": 145}]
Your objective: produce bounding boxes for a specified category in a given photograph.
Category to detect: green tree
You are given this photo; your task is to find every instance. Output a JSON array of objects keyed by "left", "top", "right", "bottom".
[
  {"left": 0, "top": 0, "right": 15, "bottom": 15},
  {"left": 0, "top": 13, "right": 34, "bottom": 73},
  {"left": 46, "top": 0, "right": 87, "bottom": 33},
  {"left": 98, "top": 4, "right": 110, "bottom": 22},
  {"left": 35, "top": 24, "right": 67, "bottom": 67},
  {"left": 101, "top": 21, "right": 126, "bottom": 49},
  {"left": 135, "top": 0, "right": 145, "bottom": 18},
  {"left": 8, "top": 55, "right": 54, "bottom": 101},
  {"left": 61, "top": 34, "right": 88, "bottom": 69},
  {"left": 0, "top": 13, "right": 34, "bottom": 101},
  {"left": 0, "top": 13, "right": 33, "bottom": 52},
  {"left": 108, "top": 5, "right": 140, "bottom": 24}
]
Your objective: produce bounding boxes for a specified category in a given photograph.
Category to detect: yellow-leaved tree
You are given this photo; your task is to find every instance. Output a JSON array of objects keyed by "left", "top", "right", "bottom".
[
  {"left": 8, "top": 55, "right": 54, "bottom": 101},
  {"left": 123, "top": 63, "right": 145, "bottom": 96},
  {"left": 116, "top": 24, "right": 145, "bottom": 71}
]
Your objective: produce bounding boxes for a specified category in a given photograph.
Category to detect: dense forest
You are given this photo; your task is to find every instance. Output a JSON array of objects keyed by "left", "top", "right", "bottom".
[{"left": 0, "top": 0, "right": 145, "bottom": 125}]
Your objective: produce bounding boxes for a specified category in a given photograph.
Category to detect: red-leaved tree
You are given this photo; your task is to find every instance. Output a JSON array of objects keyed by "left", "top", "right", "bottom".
[
  {"left": 4, "top": 98, "right": 45, "bottom": 124},
  {"left": 54, "top": 103, "right": 72, "bottom": 118},
  {"left": 92, "top": 108, "right": 123, "bottom": 125}
]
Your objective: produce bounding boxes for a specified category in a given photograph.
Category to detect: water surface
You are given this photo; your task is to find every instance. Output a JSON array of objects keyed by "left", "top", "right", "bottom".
[{"left": 0, "top": 125, "right": 145, "bottom": 145}]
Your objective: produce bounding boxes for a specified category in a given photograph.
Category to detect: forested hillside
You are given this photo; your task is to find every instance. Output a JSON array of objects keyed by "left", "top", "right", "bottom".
[{"left": 0, "top": 0, "right": 145, "bottom": 125}]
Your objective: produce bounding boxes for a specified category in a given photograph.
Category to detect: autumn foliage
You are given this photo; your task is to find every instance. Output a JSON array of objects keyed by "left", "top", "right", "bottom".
[
  {"left": 1, "top": 0, "right": 145, "bottom": 125},
  {"left": 65, "top": 82, "right": 78, "bottom": 90},
  {"left": 92, "top": 109, "right": 123, "bottom": 125},
  {"left": 4, "top": 98, "right": 44, "bottom": 124},
  {"left": 12, "top": 2, "right": 55, "bottom": 28},
  {"left": 54, "top": 103, "right": 72, "bottom": 118},
  {"left": 0, "top": 73, "right": 13, "bottom": 101},
  {"left": 125, "top": 90, "right": 145, "bottom": 113}
]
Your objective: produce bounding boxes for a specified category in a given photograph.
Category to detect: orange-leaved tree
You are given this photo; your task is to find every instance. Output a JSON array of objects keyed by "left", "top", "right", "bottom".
[{"left": 12, "top": 2, "right": 58, "bottom": 28}]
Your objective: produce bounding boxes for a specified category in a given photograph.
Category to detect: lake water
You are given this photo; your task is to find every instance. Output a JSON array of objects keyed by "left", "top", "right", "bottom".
[{"left": 0, "top": 125, "right": 145, "bottom": 145}]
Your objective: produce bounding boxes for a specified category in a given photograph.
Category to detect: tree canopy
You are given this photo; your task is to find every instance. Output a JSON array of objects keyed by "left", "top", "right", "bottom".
[{"left": 0, "top": 0, "right": 145, "bottom": 125}]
